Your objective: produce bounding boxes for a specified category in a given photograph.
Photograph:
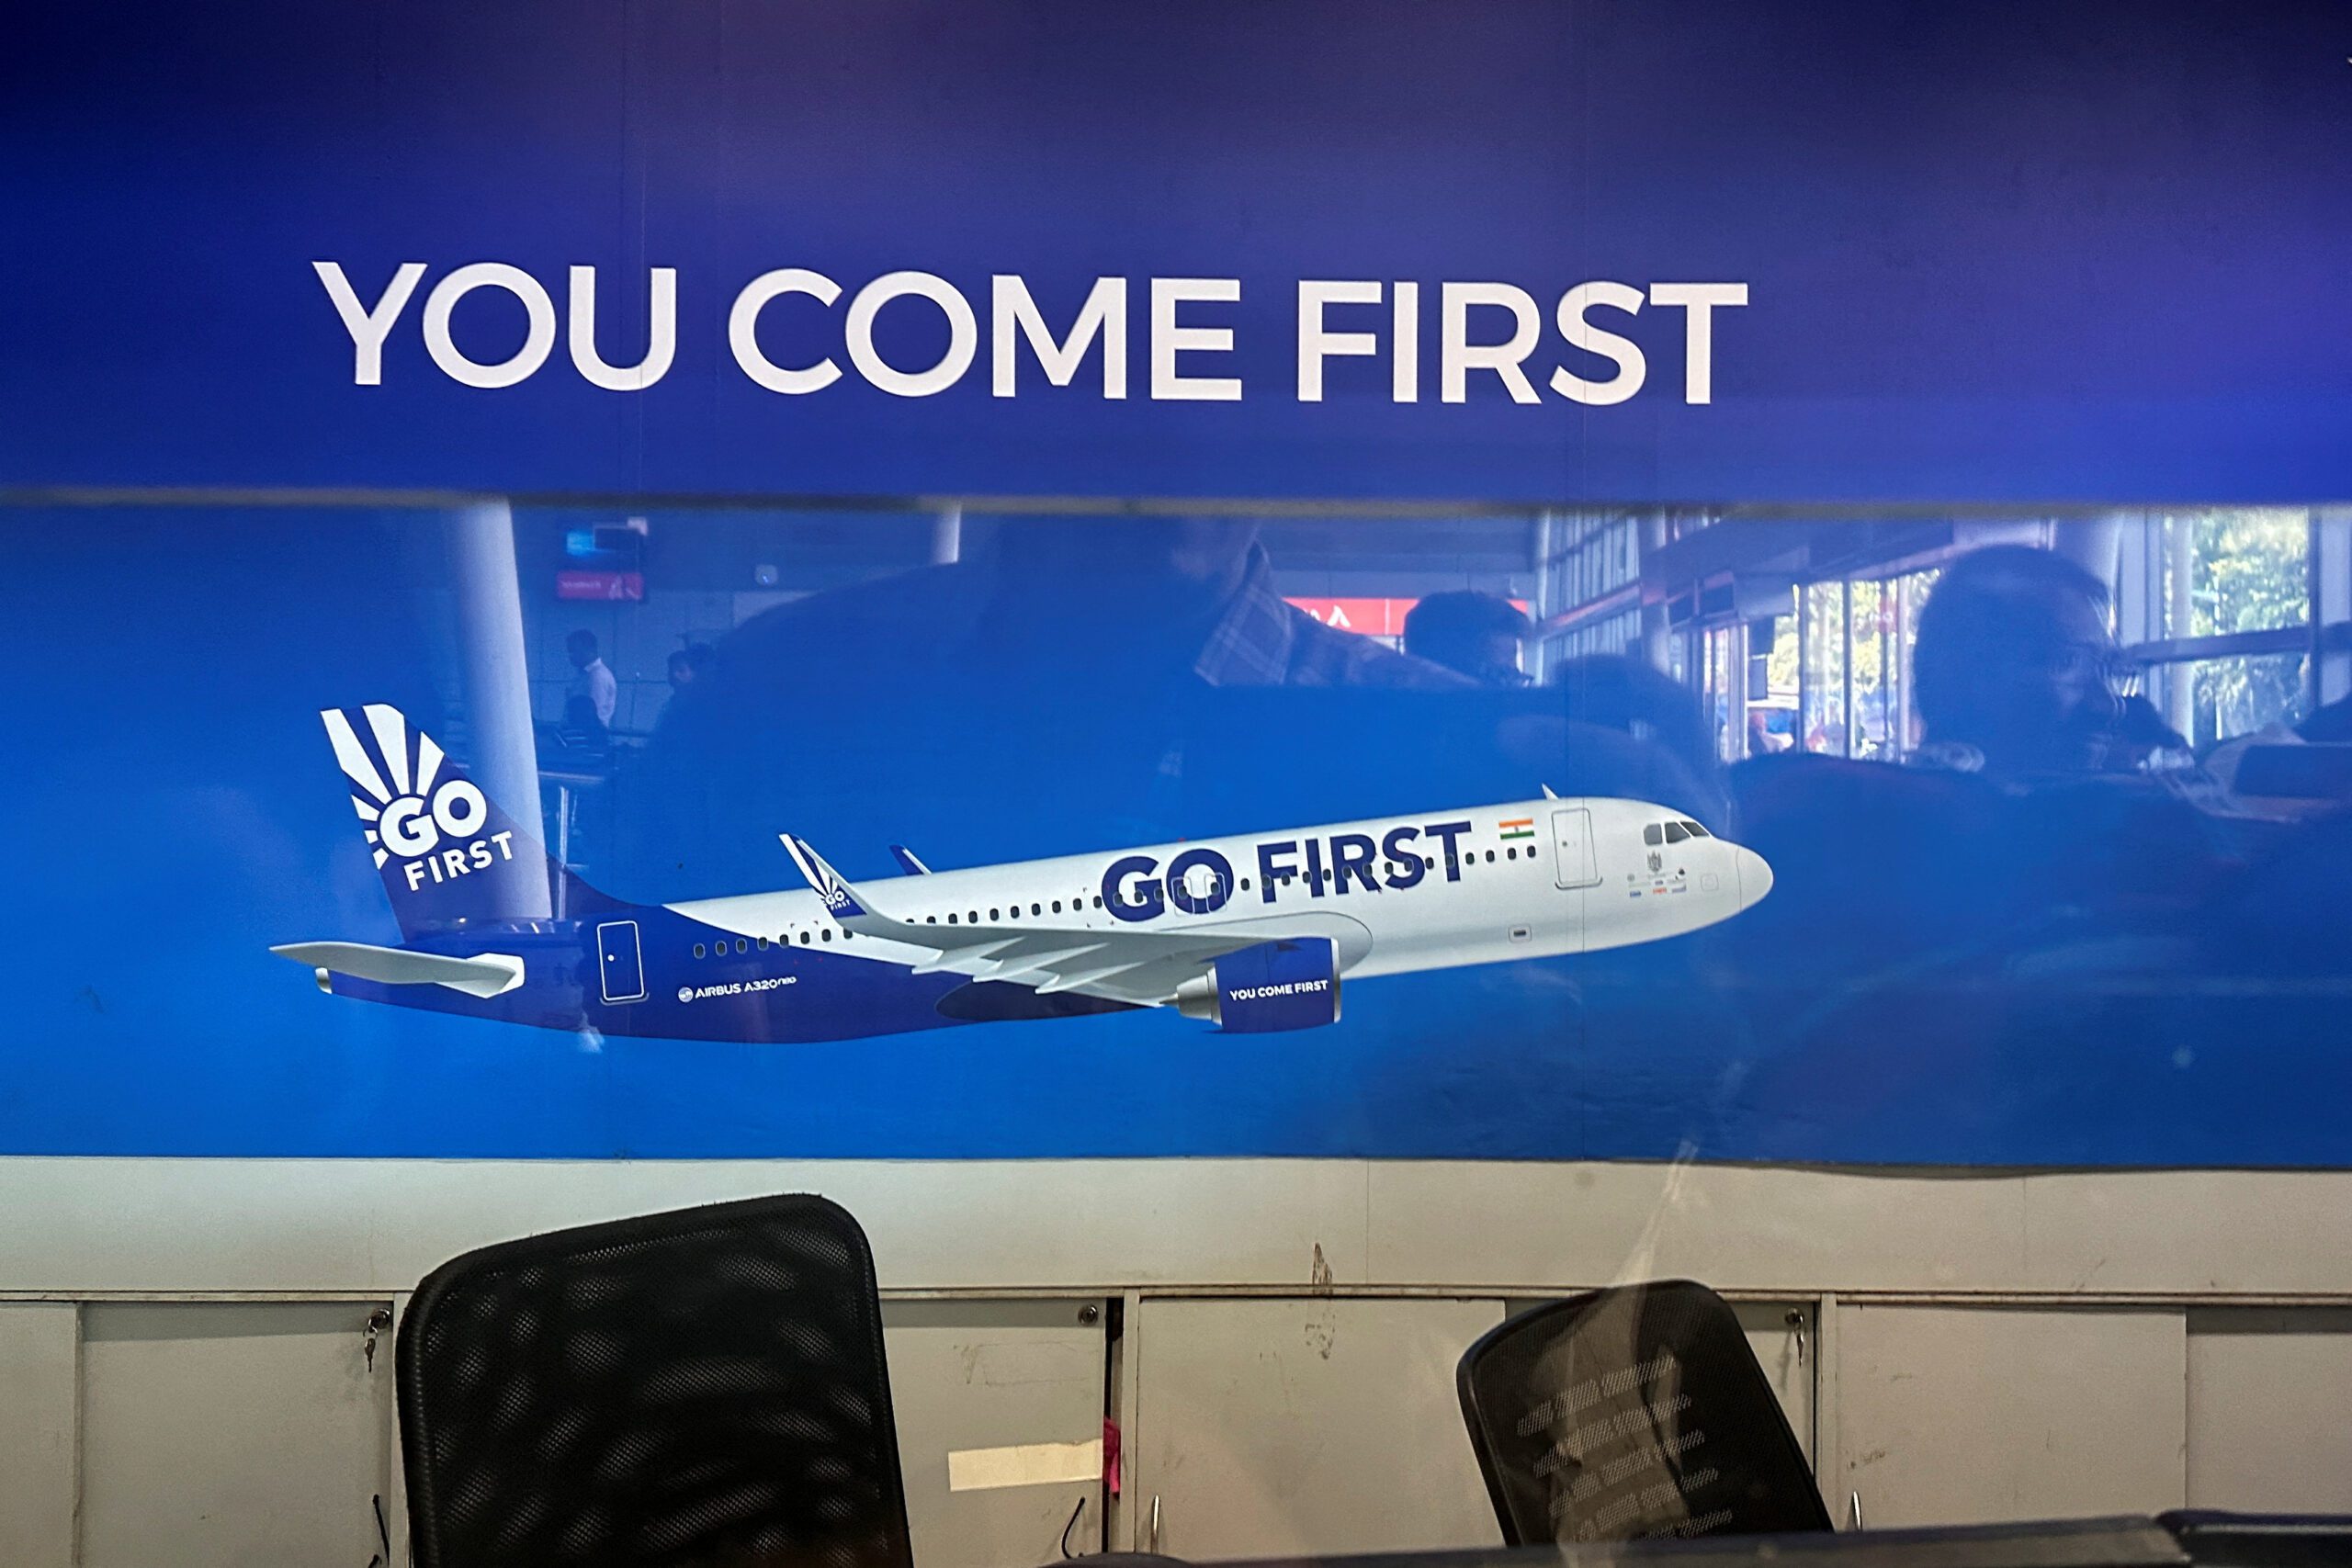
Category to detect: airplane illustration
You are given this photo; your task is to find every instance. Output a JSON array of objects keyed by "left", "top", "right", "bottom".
[{"left": 273, "top": 704, "right": 1772, "bottom": 1041}]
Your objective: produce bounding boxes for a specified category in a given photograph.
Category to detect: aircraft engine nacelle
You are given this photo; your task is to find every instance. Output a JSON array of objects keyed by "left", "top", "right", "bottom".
[{"left": 1173, "top": 938, "right": 1340, "bottom": 1032}]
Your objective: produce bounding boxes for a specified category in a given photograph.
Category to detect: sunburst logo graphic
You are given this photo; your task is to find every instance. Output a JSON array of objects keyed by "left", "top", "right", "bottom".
[
  {"left": 320, "top": 705, "right": 490, "bottom": 868},
  {"left": 816, "top": 868, "right": 855, "bottom": 915}
]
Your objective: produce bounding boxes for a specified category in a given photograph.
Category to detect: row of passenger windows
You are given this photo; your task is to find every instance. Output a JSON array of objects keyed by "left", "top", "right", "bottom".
[
  {"left": 1642, "top": 819, "right": 1711, "bottom": 846},
  {"left": 693, "top": 931, "right": 859, "bottom": 958},
  {"left": 688, "top": 841, "right": 1555, "bottom": 956},
  {"left": 927, "top": 895, "right": 1100, "bottom": 926}
]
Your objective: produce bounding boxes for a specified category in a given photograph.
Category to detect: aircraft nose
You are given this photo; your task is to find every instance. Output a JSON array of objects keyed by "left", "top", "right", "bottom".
[{"left": 1734, "top": 844, "right": 1774, "bottom": 909}]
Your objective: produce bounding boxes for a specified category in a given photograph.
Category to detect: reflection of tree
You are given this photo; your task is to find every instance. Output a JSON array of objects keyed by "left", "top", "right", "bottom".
[
  {"left": 1766, "top": 602, "right": 1800, "bottom": 694},
  {"left": 2181, "top": 510, "right": 2308, "bottom": 742}
]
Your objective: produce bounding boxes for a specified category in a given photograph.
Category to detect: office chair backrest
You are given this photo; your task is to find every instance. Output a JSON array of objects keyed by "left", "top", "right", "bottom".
[
  {"left": 1456, "top": 1280, "right": 1831, "bottom": 1546},
  {"left": 398, "top": 1193, "right": 913, "bottom": 1568}
]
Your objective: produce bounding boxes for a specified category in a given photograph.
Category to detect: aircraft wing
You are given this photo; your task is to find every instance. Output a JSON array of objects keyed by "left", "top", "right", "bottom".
[{"left": 780, "top": 834, "right": 1263, "bottom": 1005}]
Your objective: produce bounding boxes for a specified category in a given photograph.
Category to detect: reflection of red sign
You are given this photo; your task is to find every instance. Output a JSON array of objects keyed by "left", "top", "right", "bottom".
[
  {"left": 1285, "top": 597, "right": 1528, "bottom": 638},
  {"left": 558, "top": 570, "right": 645, "bottom": 602}
]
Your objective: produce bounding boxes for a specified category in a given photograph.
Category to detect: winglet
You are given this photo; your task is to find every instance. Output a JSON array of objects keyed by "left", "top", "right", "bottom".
[
  {"left": 1542, "top": 784, "right": 1559, "bottom": 799},
  {"left": 888, "top": 844, "right": 933, "bottom": 876},
  {"left": 779, "top": 834, "right": 874, "bottom": 921}
]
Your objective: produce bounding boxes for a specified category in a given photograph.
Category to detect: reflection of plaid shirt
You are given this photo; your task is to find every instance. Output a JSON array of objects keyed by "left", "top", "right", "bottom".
[
  {"left": 1193, "top": 546, "right": 1471, "bottom": 689},
  {"left": 716, "top": 541, "right": 1468, "bottom": 694}
]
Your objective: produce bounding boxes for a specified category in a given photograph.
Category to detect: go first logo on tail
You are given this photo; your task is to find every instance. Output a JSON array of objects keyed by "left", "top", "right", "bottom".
[{"left": 322, "top": 706, "right": 517, "bottom": 892}]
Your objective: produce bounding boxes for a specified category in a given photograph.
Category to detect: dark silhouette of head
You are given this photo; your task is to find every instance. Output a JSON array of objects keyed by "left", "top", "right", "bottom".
[
  {"left": 1404, "top": 591, "right": 1532, "bottom": 686},
  {"left": 1913, "top": 545, "right": 2128, "bottom": 776},
  {"left": 668, "top": 643, "right": 714, "bottom": 691},
  {"left": 1551, "top": 653, "right": 1718, "bottom": 785},
  {"left": 566, "top": 629, "right": 600, "bottom": 671}
]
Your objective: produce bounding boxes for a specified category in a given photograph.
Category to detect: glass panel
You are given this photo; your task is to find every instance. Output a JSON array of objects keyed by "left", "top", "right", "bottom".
[
  {"left": 2160, "top": 509, "right": 2310, "bottom": 638},
  {"left": 12, "top": 511, "right": 2352, "bottom": 1196},
  {"left": 1848, "top": 579, "right": 1897, "bottom": 760},
  {"left": 1752, "top": 604, "right": 1799, "bottom": 754},
  {"left": 1801, "top": 581, "right": 1849, "bottom": 755},
  {"left": 1894, "top": 567, "right": 1938, "bottom": 755},
  {"left": 2186, "top": 651, "right": 2312, "bottom": 748},
  {"left": 1706, "top": 624, "right": 1740, "bottom": 761}
]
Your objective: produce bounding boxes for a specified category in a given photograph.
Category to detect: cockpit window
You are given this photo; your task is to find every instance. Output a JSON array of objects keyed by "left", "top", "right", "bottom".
[
  {"left": 1643, "top": 824, "right": 1664, "bottom": 846},
  {"left": 1663, "top": 822, "right": 1690, "bottom": 844},
  {"left": 1680, "top": 820, "right": 1709, "bottom": 838}
]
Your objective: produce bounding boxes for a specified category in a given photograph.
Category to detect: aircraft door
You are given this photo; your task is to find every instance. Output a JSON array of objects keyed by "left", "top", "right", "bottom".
[
  {"left": 595, "top": 919, "right": 648, "bottom": 1004},
  {"left": 1551, "top": 808, "right": 1600, "bottom": 890}
]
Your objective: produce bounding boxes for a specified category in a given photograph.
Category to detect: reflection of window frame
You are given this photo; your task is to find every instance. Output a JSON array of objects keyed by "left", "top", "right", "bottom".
[
  {"left": 1532, "top": 509, "right": 2352, "bottom": 758},
  {"left": 1532, "top": 512, "right": 1649, "bottom": 679},
  {"left": 1791, "top": 569, "right": 1934, "bottom": 761},
  {"left": 2116, "top": 512, "right": 2350, "bottom": 749}
]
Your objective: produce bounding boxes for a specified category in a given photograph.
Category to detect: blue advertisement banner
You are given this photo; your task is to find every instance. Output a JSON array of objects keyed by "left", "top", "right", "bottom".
[
  {"left": 6, "top": 6, "right": 2350, "bottom": 1167},
  {"left": 4, "top": 1, "right": 2350, "bottom": 503},
  {"left": 4, "top": 512, "right": 2347, "bottom": 1165}
]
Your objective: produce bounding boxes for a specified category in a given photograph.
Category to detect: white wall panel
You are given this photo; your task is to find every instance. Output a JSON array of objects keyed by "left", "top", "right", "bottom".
[
  {"left": 0, "top": 1303, "right": 76, "bottom": 1568},
  {"left": 1132, "top": 1296, "right": 1504, "bottom": 1557},
  {"left": 78, "top": 1302, "right": 393, "bottom": 1568},
  {"left": 883, "top": 1298, "right": 1109, "bottom": 1568},
  {"left": 2188, "top": 1308, "right": 2352, "bottom": 1512},
  {"left": 11, "top": 1159, "right": 2352, "bottom": 1299},
  {"left": 1835, "top": 1304, "right": 2185, "bottom": 1528}
]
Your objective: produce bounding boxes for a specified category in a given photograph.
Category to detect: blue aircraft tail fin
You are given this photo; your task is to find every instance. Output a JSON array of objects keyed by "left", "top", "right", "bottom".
[{"left": 320, "top": 704, "right": 610, "bottom": 939}]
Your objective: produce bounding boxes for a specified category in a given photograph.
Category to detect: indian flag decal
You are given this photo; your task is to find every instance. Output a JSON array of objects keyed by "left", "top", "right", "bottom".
[{"left": 1498, "top": 818, "right": 1535, "bottom": 840}]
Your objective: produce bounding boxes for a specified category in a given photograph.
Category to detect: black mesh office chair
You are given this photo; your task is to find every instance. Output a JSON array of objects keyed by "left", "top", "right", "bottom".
[
  {"left": 1456, "top": 1280, "right": 1831, "bottom": 1547},
  {"left": 397, "top": 1193, "right": 913, "bottom": 1568}
]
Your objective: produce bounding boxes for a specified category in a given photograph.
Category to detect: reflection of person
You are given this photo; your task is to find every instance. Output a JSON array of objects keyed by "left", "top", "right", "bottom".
[
  {"left": 566, "top": 629, "right": 617, "bottom": 727},
  {"left": 699, "top": 519, "right": 1468, "bottom": 695},
  {"left": 1403, "top": 591, "right": 1532, "bottom": 687},
  {"left": 555, "top": 694, "right": 610, "bottom": 752},
  {"left": 1909, "top": 546, "right": 2135, "bottom": 781},
  {"left": 614, "top": 518, "right": 1475, "bottom": 896},
  {"left": 1724, "top": 544, "right": 2256, "bottom": 1142},
  {"left": 667, "top": 643, "right": 715, "bottom": 693},
  {"left": 1532, "top": 653, "right": 1730, "bottom": 831}
]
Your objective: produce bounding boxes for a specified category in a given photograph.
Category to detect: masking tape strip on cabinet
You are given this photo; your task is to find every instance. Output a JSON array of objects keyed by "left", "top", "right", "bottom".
[{"left": 946, "top": 1438, "right": 1104, "bottom": 1492}]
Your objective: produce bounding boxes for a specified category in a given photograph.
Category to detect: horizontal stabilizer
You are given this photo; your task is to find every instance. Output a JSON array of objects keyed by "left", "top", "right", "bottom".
[{"left": 269, "top": 941, "right": 526, "bottom": 998}]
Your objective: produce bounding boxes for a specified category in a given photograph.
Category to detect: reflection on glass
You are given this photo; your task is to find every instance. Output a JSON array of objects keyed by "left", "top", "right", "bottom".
[
  {"left": 1800, "top": 581, "right": 1847, "bottom": 756},
  {"left": 1754, "top": 604, "right": 1799, "bottom": 756},
  {"left": 9, "top": 508, "right": 2352, "bottom": 1170},
  {"left": 1848, "top": 580, "right": 1894, "bottom": 759},
  {"left": 2162, "top": 509, "right": 2310, "bottom": 639},
  {"left": 2188, "top": 652, "right": 2311, "bottom": 748},
  {"left": 1704, "top": 624, "right": 1739, "bottom": 761}
]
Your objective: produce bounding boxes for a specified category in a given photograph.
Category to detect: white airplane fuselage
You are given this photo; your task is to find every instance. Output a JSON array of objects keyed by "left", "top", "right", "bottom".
[
  {"left": 675, "top": 796, "right": 1770, "bottom": 997},
  {"left": 287, "top": 703, "right": 1772, "bottom": 1043}
]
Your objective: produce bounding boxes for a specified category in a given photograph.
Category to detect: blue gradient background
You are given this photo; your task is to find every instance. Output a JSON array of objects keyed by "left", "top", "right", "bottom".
[{"left": 3, "top": 1, "right": 2350, "bottom": 502}]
